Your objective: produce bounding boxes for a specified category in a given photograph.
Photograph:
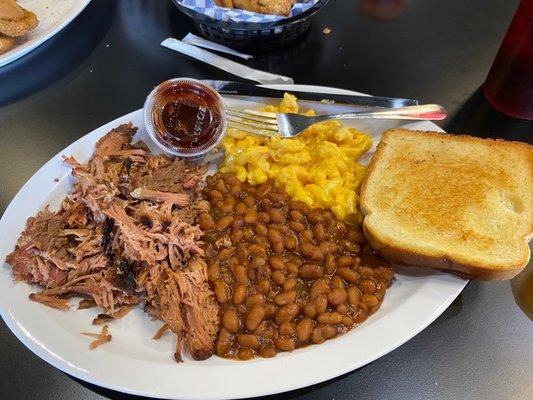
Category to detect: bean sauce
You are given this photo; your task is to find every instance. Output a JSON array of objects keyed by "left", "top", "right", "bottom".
[{"left": 203, "top": 172, "right": 394, "bottom": 360}]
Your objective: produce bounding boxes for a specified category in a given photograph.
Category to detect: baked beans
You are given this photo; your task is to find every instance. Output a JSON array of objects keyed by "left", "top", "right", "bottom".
[{"left": 204, "top": 172, "right": 394, "bottom": 360}]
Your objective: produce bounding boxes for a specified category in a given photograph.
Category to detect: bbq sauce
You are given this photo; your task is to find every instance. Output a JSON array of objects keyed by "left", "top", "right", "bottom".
[{"left": 150, "top": 80, "right": 224, "bottom": 155}]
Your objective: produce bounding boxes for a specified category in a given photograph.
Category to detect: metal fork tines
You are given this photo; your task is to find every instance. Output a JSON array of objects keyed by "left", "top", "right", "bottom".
[
  {"left": 226, "top": 104, "right": 447, "bottom": 138},
  {"left": 226, "top": 109, "right": 280, "bottom": 136}
]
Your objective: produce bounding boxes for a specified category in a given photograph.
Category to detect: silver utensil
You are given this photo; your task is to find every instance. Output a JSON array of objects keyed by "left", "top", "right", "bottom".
[
  {"left": 203, "top": 80, "right": 418, "bottom": 108},
  {"left": 226, "top": 104, "right": 447, "bottom": 137}
]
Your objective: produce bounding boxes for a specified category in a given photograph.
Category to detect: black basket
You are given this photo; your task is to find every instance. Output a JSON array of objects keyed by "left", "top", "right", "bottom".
[{"left": 171, "top": 0, "right": 330, "bottom": 52}]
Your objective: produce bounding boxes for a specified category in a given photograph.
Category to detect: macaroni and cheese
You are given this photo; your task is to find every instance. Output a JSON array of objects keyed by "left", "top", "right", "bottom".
[{"left": 220, "top": 94, "right": 373, "bottom": 223}]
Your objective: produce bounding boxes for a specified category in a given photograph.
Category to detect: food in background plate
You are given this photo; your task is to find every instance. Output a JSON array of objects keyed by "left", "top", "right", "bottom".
[
  {"left": 0, "top": 0, "right": 38, "bottom": 54},
  {"left": 202, "top": 172, "right": 394, "bottom": 360},
  {"left": 360, "top": 129, "right": 533, "bottom": 280},
  {"left": 5, "top": 124, "right": 220, "bottom": 361},
  {"left": 214, "top": 0, "right": 296, "bottom": 16},
  {"left": 0, "top": 32, "right": 14, "bottom": 53},
  {"left": 0, "top": 0, "right": 23, "bottom": 20},
  {"left": 221, "top": 94, "right": 373, "bottom": 223}
]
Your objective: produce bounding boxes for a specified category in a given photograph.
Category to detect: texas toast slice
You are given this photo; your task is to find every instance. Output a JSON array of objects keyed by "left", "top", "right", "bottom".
[{"left": 359, "top": 129, "right": 533, "bottom": 280}]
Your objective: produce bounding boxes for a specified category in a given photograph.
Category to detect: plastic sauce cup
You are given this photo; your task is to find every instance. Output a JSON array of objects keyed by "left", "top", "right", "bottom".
[{"left": 144, "top": 78, "right": 227, "bottom": 158}]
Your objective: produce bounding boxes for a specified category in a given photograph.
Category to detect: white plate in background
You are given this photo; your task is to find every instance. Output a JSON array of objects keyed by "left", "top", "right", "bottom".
[{"left": 0, "top": 0, "right": 91, "bottom": 68}]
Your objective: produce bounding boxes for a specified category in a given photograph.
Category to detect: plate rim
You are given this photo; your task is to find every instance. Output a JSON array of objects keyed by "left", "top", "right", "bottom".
[{"left": 0, "top": 85, "right": 467, "bottom": 399}]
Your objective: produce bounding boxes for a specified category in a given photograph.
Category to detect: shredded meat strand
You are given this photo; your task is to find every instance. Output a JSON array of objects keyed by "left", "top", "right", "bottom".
[
  {"left": 92, "top": 305, "right": 135, "bottom": 325},
  {"left": 82, "top": 325, "right": 112, "bottom": 350},
  {"left": 153, "top": 323, "right": 169, "bottom": 340},
  {"left": 130, "top": 187, "right": 190, "bottom": 206},
  {"left": 78, "top": 299, "right": 97, "bottom": 309},
  {"left": 29, "top": 293, "right": 71, "bottom": 310}
]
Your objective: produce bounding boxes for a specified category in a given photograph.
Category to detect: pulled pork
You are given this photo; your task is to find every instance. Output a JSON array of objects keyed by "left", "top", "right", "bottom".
[{"left": 5, "top": 123, "right": 219, "bottom": 361}]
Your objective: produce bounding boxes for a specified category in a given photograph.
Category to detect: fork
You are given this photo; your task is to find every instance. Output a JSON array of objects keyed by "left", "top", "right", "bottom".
[{"left": 226, "top": 104, "right": 447, "bottom": 137}]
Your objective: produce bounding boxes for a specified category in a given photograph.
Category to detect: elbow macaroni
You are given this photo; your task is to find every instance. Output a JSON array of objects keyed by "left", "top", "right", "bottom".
[{"left": 220, "top": 94, "right": 372, "bottom": 224}]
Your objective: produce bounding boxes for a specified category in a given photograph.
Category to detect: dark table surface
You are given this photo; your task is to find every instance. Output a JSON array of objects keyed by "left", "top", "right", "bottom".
[{"left": 1, "top": 0, "right": 532, "bottom": 399}]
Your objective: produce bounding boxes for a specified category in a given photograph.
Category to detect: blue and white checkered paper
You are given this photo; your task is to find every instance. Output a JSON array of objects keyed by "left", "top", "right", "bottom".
[{"left": 177, "top": 0, "right": 320, "bottom": 24}]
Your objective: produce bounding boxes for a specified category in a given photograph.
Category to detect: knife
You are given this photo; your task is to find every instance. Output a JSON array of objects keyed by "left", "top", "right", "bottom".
[{"left": 202, "top": 80, "right": 418, "bottom": 108}]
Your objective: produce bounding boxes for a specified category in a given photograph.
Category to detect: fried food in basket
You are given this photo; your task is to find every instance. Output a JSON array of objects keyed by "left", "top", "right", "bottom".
[{"left": 215, "top": 0, "right": 296, "bottom": 16}]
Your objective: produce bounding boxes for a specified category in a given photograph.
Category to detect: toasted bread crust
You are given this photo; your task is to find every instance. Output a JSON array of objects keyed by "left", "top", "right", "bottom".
[
  {"left": 363, "top": 224, "right": 528, "bottom": 280},
  {"left": 360, "top": 129, "right": 533, "bottom": 281}
]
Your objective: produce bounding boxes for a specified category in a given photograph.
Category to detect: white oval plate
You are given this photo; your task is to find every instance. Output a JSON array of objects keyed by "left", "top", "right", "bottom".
[
  {"left": 0, "top": 0, "right": 91, "bottom": 68},
  {"left": 0, "top": 85, "right": 467, "bottom": 399}
]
